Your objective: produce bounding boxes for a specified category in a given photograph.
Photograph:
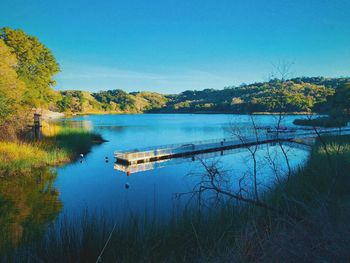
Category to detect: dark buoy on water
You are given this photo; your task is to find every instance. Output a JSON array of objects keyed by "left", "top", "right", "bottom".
[
  {"left": 125, "top": 183, "right": 130, "bottom": 189},
  {"left": 80, "top": 153, "right": 84, "bottom": 163},
  {"left": 105, "top": 156, "right": 109, "bottom": 163}
]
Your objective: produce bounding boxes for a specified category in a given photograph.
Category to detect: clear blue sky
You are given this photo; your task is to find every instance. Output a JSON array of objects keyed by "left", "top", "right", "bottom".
[{"left": 1, "top": 0, "right": 350, "bottom": 93}]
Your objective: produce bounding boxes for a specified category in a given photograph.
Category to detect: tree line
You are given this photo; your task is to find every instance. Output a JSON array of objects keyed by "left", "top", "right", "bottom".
[{"left": 56, "top": 78, "right": 350, "bottom": 117}]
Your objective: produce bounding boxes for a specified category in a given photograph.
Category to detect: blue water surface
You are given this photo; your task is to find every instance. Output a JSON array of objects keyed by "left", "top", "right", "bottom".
[{"left": 53, "top": 114, "right": 309, "bottom": 218}]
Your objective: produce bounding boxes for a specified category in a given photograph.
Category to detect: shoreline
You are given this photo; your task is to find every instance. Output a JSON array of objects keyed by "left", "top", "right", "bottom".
[{"left": 59, "top": 111, "right": 319, "bottom": 118}]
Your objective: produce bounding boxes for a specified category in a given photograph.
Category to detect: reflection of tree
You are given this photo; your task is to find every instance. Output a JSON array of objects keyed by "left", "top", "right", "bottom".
[{"left": 0, "top": 168, "right": 62, "bottom": 251}]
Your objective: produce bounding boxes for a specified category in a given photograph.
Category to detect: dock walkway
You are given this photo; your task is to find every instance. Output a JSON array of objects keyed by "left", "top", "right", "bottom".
[{"left": 115, "top": 127, "right": 350, "bottom": 165}]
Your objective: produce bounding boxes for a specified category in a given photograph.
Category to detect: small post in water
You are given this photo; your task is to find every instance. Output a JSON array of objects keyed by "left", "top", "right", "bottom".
[{"left": 33, "top": 113, "right": 42, "bottom": 140}]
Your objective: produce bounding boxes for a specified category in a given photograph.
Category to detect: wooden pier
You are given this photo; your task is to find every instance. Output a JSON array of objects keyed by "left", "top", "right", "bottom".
[{"left": 115, "top": 128, "right": 350, "bottom": 165}]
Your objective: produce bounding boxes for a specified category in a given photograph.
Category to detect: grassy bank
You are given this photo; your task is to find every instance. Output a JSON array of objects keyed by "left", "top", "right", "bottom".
[
  {"left": 0, "top": 127, "right": 105, "bottom": 175},
  {"left": 293, "top": 116, "right": 349, "bottom": 127},
  {"left": 2, "top": 135, "right": 350, "bottom": 262}
]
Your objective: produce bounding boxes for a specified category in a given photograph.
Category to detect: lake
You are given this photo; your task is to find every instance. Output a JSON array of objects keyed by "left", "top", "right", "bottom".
[{"left": 52, "top": 114, "right": 309, "bottom": 219}]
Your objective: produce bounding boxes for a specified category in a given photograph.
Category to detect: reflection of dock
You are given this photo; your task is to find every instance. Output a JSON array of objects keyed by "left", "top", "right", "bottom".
[
  {"left": 114, "top": 160, "right": 167, "bottom": 174},
  {"left": 115, "top": 128, "right": 350, "bottom": 166}
]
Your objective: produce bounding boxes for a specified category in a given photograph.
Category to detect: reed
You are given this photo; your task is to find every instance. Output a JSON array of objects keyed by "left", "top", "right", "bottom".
[{"left": 0, "top": 127, "right": 104, "bottom": 175}]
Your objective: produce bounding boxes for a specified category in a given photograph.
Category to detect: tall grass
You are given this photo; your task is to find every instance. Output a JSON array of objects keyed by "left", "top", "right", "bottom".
[
  {"left": 3, "top": 205, "right": 249, "bottom": 263},
  {"left": 0, "top": 127, "right": 105, "bottom": 175},
  {"left": 2, "top": 136, "right": 350, "bottom": 262}
]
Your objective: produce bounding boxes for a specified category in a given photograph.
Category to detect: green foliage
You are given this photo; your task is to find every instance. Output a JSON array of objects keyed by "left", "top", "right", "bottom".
[
  {"left": 329, "top": 82, "right": 350, "bottom": 118},
  {"left": 156, "top": 79, "right": 335, "bottom": 113},
  {"left": 0, "top": 27, "right": 60, "bottom": 108},
  {"left": 0, "top": 40, "right": 25, "bottom": 119},
  {"left": 56, "top": 91, "right": 85, "bottom": 113},
  {"left": 133, "top": 91, "right": 168, "bottom": 110},
  {"left": 0, "top": 39, "right": 28, "bottom": 140},
  {"left": 0, "top": 27, "right": 61, "bottom": 139},
  {"left": 92, "top": 89, "right": 136, "bottom": 111},
  {"left": 296, "top": 82, "right": 350, "bottom": 127},
  {"left": 56, "top": 90, "right": 168, "bottom": 113},
  {"left": 56, "top": 77, "right": 346, "bottom": 115},
  {"left": 291, "top": 76, "right": 350, "bottom": 88}
]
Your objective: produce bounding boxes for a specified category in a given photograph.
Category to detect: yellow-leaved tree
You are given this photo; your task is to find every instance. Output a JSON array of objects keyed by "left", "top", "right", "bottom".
[
  {"left": 0, "top": 27, "right": 60, "bottom": 109},
  {"left": 0, "top": 39, "right": 27, "bottom": 140}
]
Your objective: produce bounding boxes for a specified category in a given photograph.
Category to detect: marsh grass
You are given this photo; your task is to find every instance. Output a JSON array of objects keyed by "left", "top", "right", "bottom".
[
  {"left": 270, "top": 136, "right": 350, "bottom": 208},
  {"left": 2, "top": 136, "right": 350, "bottom": 262},
  {"left": 0, "top": 127, "right": 105, "bottom": 175},
  {"left": 3, "top": 205, "right": 249, "bottom": 263}
]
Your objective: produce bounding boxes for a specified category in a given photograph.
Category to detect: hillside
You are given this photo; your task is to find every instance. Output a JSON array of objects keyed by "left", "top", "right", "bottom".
[
  {"left": 55, "top": 77, "right": 350, "bottom": 114},
  {"left": 55, "top": 90, "right": 167, "bottom": 114}
]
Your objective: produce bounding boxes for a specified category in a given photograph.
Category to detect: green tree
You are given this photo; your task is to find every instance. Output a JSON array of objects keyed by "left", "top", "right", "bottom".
[
  {"left": 0, "top": 27, "right": 60, "bottom": 108},
  {"left": 0, "top": 39, "right": 27, "bottom": 139}
]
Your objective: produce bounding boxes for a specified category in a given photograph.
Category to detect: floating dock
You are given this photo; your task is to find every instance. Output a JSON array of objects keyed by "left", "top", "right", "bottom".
[
  {"left": 114, "top": 144, "right": 283, "bottom": 174},
  {"left": 115, "top": 127, "right": 350, "bottom": 165},
  {"left": 115, "top": 136, "right": 289, "bottom": 165}
]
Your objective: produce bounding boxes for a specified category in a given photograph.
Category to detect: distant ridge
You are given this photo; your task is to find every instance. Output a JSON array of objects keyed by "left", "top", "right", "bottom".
[{"left": 55, "top": 76, "right": 350, "bottom": 115}]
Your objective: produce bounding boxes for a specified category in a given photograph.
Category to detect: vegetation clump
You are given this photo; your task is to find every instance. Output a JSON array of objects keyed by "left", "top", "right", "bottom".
[
  {"left": 293, "top": 82, "right": 350, "bottom": 127},
  {"left": 0, "top": 127, "right": 104, "bottom": 175}
]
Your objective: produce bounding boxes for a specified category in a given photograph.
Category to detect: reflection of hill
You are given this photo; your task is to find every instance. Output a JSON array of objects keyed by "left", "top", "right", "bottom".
[
  {"left": 97, "top": 125, "right": 127, "bottom": 132},
  {"left": 0, "top": 168, "right": 62, "bottom": 251},
  {"left": 50, "top": 119, "right": 93, "bottom": 130}
]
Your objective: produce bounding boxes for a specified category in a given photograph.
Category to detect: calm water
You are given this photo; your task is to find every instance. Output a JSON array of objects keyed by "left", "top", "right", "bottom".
[{"left": 52, "top": 114, "right": 309, "bottom": 218}]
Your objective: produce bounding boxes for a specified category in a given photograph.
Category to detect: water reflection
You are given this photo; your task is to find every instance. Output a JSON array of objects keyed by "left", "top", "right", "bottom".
[
  {"left": 53, "top": 119, "right": 93, "bottom": 130},
  {"left": 0, "top": 168, "right": 62, "bottom": 251}
]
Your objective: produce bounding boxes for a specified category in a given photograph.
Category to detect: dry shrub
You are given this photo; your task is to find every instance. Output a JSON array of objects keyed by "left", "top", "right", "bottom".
[
  {"left": 0, "top": 112, "right": 31, "bottom": 141},
  {"left": 0, "top": 123, "right": 19, "bottom": 141}
]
